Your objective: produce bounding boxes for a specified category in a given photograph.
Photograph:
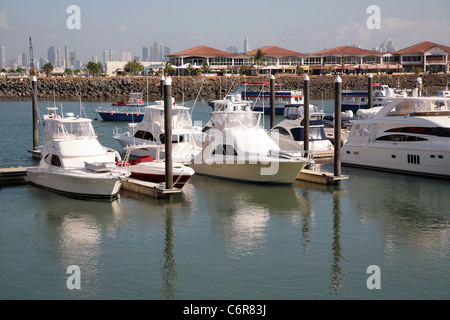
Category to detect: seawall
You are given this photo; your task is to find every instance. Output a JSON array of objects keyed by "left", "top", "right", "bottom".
[{"left": 1, "top": 74, "right": 449, "bottom": 100}]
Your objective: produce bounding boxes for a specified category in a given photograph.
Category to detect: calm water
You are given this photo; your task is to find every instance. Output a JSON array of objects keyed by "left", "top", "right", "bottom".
[{"left": 0, "top": 97, "right": 449, "bottom": 300}]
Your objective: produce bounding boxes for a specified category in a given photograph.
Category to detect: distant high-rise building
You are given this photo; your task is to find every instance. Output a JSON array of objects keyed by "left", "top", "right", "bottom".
[
  {"left": 120, "top": 51, "right": 131, "bottom": 62},
  {"left": 373, "top": 39, "right": 397, "bottom": 53},
  {"left": 244, "top": 37, "right": 250, "bottom": 53},
  {"left": 163, "top": 46, "right": 170, "bottom": 61},
  {"left": 21, "top": 53, "right": 28, "bottom": 68},
  {"left": 226, "top": 46, "right": 238, "bottom": 53},
  {"left": 151, "top": 41, "right": 162, "bottom": 61},
  {"left": 48, "top": 45, "right": 57, "bottom": 66},
  {"left": 64, "top": 45, "right": 70, "bottom": 69},
  {"left": 142, "top": 46, "right": 150, "bottom": 62},
  {"left": 0, "top": 45, "right": 5, "bottom": 69}
]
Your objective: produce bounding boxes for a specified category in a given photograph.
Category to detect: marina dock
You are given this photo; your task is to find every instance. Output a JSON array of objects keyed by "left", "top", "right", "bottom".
[
  {"left": 0, "top": 167, "right": 33, "bottom": 185},
  {"left": 121, "top": 177, "right": 182, "bottom": 198},
  {"left": 296, "top": 168, "right": 348, "bottom": 185}
]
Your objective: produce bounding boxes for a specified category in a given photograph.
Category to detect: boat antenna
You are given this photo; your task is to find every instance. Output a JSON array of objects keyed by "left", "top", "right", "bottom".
[{"left": 72, "top": 79, "right": 88, "bottom": 118}]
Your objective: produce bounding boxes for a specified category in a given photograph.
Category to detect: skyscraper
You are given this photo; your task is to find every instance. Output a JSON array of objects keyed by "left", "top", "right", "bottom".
[
  {"left": 64, "top": 45, "right": 70, "bottom": 69},
  {"left": 151, "top": 41, "right": 161, "bottom": 62},
  {"left": 0, "top": 46, "right": 5, "bottom": 69},
  {"left": 142, "top": 47, "right": 150, "bottom": 62},
  {"left": 48, "top": 45, "right": 57, "bottom": 66},
  {"left": 244, "top": 37, "right": 250, "bottom": 53}
]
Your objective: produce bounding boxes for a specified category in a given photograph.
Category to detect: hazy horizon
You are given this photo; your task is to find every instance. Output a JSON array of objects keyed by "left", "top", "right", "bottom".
[{"left": 1, "top": 0, "right": 449, "bottom": 63}]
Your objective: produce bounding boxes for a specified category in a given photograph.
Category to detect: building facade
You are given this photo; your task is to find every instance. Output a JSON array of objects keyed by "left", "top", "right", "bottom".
[{"left": 167, "top": 41, "right": 449, "bottom": 75}]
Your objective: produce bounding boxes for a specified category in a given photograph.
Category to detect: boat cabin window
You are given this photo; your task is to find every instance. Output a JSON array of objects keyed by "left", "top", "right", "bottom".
[
  {"left": 386, "top": 126, "right": 450, "bottom": 137},
  {"left": 44, "top": 154, "right": 61, "bottom": 167},
  {"left": 134, "top": 130, "right": 155, "bottom": 141},
  {"left": 212, "top": 144, "right": 238, "bottom": 156},
  {"left": 376, "top": 135, "right": 428, "bottom": 142},
  {"left": 273, "top": 127, "right": 291, "bottom": 136},
  {"left": 159, "top": 134, "right": 184, "bottom": 144},
  {"left": 290, "top": 127, "right": 327, "bottom": 141},
  {"left": 351, "top": 124, "right": 370, "bottom": 137}
]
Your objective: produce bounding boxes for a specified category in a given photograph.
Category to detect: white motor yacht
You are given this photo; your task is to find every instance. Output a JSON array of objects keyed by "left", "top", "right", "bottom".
[
  {"left": 189, "top": 97, "right": 313, "bottom": 185},
  {"left": 269, "top": 103, "right": 334, "bottom": 158},
  {"left": 27, "top": 115, "right": 130, "bottom": 199},
  {"left": 342, "top": 97, "right": 450, "bottom": 178},
  {"left": 113, "top": 99, "right": 203, "bottom": 163}
]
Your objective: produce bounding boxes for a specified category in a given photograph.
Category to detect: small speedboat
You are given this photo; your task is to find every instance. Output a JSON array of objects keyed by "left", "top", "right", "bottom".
[{"left": 118, "top": 145, "right": 195, "bottom": 188}]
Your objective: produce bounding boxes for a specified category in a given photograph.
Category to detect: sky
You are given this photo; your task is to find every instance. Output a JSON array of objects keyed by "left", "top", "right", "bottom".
[{"left": 1, "top": 0, "right": 449, "bottom": 63}]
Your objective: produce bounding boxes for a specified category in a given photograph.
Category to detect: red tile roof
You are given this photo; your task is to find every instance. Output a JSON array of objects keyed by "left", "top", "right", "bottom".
[
  {"left": 312, "top": 46, "right": 381, "bottom": 56},
  {"left": 244, "top": 46, "right": 305, "bottom": 56},
  {"left": 168, "top": 46, "right": 231, "bottom": 57},
  {"left": 394, "top": 41, "right": 450, "bottom": 55}
]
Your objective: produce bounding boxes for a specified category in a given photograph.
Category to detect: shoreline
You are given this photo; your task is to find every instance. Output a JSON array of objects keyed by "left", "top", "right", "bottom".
[{"left": 1, "top": 74, "right": 449, "bottom": 100}]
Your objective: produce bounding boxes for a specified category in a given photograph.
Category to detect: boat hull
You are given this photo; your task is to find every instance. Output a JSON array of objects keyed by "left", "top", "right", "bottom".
[
  {"left": 342, "top": 143, "right": 450, "bottom": 178},
  {"left": 26, "top": 168, "right": 126, "bottom": 199},
  {"left": 188, "top": 160, "right": 307, "bottom": 185},
  {"left": 128, "top": 162, "right": 195, "bottom": 188},
  {"left": 253, "top": 106, "right": 285, "bottom": 115},
  {"left": 97, "top": 112, "right": 144, "bottom": 122}
]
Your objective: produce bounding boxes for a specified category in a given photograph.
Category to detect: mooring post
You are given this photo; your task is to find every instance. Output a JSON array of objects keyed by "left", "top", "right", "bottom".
[
  {"left": 164, "top": 76, "right": 174, "bottom": 189},
  {"left": 32, "top": 76, "right": 39, "bottom": 150},
  {"left": 368, "top": 73, "right": 373, "bottom": 109},
  {"left": 334, "top": 76, "right": 342, "bottom": 177},
  {"left": 160, "top": 74, "right": 165, "bottom": 100},
  {"left": 270, "top": 74, "right": 275, "bottom": 129},
  {"left": 303, "top": 74, "right": 310, "bottom": 153}
]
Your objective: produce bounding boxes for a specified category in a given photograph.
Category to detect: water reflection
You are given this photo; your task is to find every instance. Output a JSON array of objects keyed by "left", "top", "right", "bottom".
[
  {"left": 160, "top": 205, "right": 176, "bottom": 300},
  {"left": 190, "top": 175, "right": 312, "bottom": 259},
  {"left": 347, "top": 167, "right": 450, "bottom": 260},
  {"left": 329, "top": 188, "right": 344, "bottom": 297}
]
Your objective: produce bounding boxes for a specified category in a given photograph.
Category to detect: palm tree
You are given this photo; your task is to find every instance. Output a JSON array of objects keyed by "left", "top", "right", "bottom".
[
  {"left": 162, "top": 61, "right": 174, "bottom": 76},
  {"left": 253, "top": 49, "right": 266, "bottom": 75},
  {"left": 339, "top": 55, "right": 347, "bottom": 74},
  {"left": 201, "top": 62, "right": 210, "bottom": 74},
  {"left": 43, "top": 62, "right": 53, "bottom": 77}
]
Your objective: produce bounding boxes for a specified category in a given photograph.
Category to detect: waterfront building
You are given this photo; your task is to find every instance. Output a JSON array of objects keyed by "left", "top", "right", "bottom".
[
  {"left": 167, "top": 45, "right": 305, "bottom": 74},
  {"left": 394, "top": 41, "right": 450, "bottom": 73},
  {"left": 305, "top": 46, "right": 400, "bottom": 74}
]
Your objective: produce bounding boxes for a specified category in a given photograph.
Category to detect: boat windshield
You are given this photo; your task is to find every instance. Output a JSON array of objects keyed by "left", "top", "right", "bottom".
[
  {"left": 211, "top": 111, "right": 263, "bottom": 130},
  {"left": 45, "top": 120, "right": 97, "bottom": 140},
  {"left": 284, "top": 104, "right": 321, "bottom": 120}
]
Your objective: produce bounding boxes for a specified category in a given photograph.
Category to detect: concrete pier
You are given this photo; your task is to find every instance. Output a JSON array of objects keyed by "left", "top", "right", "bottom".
[
  {"left": 121, "top": 178, "right": 182, "bottom": 198},
  {"left": 296, "top": 168, "right": 348, "bottom": 185},
  {"left": 0, "top": 167, "right": 33, "bottom": 185}
]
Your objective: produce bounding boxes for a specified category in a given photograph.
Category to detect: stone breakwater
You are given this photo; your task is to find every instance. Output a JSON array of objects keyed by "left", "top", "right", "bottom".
[{"left": 1, "top": 74, "right": 449, "bottom": 100}]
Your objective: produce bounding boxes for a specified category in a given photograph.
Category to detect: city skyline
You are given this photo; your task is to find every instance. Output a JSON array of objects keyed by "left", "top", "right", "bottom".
[{"left": 0, "top": 0, "right": 449, "bottom": 68}]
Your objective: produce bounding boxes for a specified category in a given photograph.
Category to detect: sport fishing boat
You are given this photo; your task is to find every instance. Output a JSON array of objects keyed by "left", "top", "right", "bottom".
[
  {"left": 113, "top": 98, "right": 203, "bottom": 163},
  {"left": 117, "top": 145, "right": 195, "bottom": 188},
  {"left": 342, "top": 96, "right": 450, "bottom": 178},
  {"left": 27, "top": 115, "right": 130, "bottom": 199},
  {"left": 189, "top": 97, "right": 313, "bottom": 185},
  {"left": 94, "top": 92, "right": 147, "bottom": 121},
  {"left": 269, "top": 103, "right": 334, "bottom": 158},
  {"left": 208, "top": 81, "right": 304, "bottom": 115}
]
